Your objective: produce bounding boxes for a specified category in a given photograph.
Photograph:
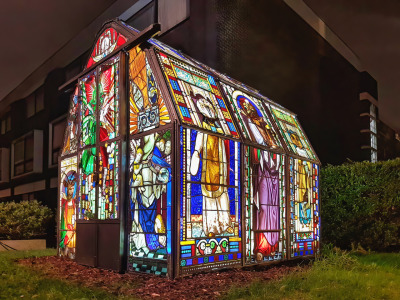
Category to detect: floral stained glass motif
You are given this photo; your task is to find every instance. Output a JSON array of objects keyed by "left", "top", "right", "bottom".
[
  {"left": 86, "top": 27, "right": 127, "bottom": 69},
  {"left": 80, "top": 73, "right": 97, "bottom": 147},
  {"left": 59, "top": 156, "right": 78, "bottom": 259},
  {"left": 157, "top": 51, "right": 239, "bottom": 138},
  {"left": 179, "top": 127, "right": 241, "bottom": 274},
  {"left": 270, "top": 106, "right": 316, "bottom": 160},
  {"left": 221, "top": 82, "right": 282, "bottom": 149},
  {"left": 129, "top": 47, "right": 170, "bottom": 134},
  {"left": 98, "top": 141, "right": 119, "bottom": 220},
  {"left": 244, "top": 146, "right": 286, "bottom": 264},
  {"left": 289, "top": 158, "right": 319, "bottom": 257},
  {"left": 62, "top": 87, "right": 79, "bottom": 156},
  {"left": 128, "top": 130, "right": 172, "bottom": 275},
  {"left": 99, "top": 57, "right": 120, "bottom": 141},
  {"left": 79, "top": 147, "right": 97, "bottom": 220}
]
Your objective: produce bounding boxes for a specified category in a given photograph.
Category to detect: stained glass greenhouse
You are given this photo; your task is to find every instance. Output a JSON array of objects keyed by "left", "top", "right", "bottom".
[{"left": 58, "top": 20, "right": 320, "bottom": 278}]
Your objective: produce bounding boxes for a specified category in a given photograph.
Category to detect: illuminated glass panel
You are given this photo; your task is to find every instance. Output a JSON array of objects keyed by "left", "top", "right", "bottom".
[
  {"left": 157, "top": 51, "right": 239, "bottom": 138},
  {"left": 270, "top": 106, "right": 316, "bottom": 160},
  {"left": 129, "top": 46, "right": 170, "bottom": 134},
  {"left": 128, "top": 130, "right": 172, "bottom": 275},
  {"left": 80, "top": 73, "right": 97, "bottom": 147},
  {"left": 59, "top": 156, "right": 78, "bottom": 259},
  {"left": 86, "top": 27, "right": 127, "bottom": 69},
  {"left": 62, "top": 87, "right": 79, "bottom": 156},
  {"left": 244, "top": 146, "right": 286, "bottom": 263},
  {"left": 98, "top": 141, "right": 119, "bottom": 219},
  {"left": 221, "top": 82, "right": 282, "bottom": 149},
  {"left": 99, "top": 56, "right": 120, "bottom": 141},
  {"left": 289, "top": 158, "right": 319, "bottom": 257},
  {"left": 179, "top": 127, "right": 241, "bottom": 274},
  {"left": 79, "top": 147, "right": 97, "bottom": 219}
]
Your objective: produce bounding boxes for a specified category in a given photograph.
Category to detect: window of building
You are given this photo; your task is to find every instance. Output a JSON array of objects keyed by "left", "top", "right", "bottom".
[
  {"left": 0, "top": 148, "right": 10, "bottom": 182},
  {"left": 21, "top": 193, "right": 35, "bottom": 201},
  {"left": 49, "top": 117, "right": 66, "bottom": 166},
  {"left": 12, "top": 130, "right": 43, "bottom": 177},
  {"left": 1, "top": 115, "right": 11, "bottom": 134},
  {"left": 26, "top": 87, "right": 45, "bottom": 118}
]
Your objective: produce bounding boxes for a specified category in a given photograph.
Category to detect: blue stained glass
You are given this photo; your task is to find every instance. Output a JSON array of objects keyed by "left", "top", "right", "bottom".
[
  {"left": 209, "top": 256, "right": 214, "bottom": 263},
  {"left": 227, "top": 122, "right": 236, "bottom": 132},
  {"left": 217, "top": 97, "right": 226, "bottom": 108},
  {"left": 228, "top": 254, "right": 233, "bottom": 260},
  {"left": 191, "top": 184, "right": 202, "bottom": 196},
  {"left": 180, "top": 106, "right": 190, "bottom": 118},
  {"left": 191, "top": 196, "right": 202, "bottom": 215},
  {"left": 208, "top": 75, "right": 216, "bottom": 85},
  {"left": 82, "top": 180, "right": 86, "bottom": 185},
  {"left": 169, "top": 79, "right": 180, "bottom": 91},
  {"left": 182, "top": 252, "right": 191, "bottom": 258},
  {"left": 198, "top": 257, "right": 204, "bottom": 264},
  {"left": 186, "top": 259, "right": 193, "bottom": 266},
  {"left": 237, "top": 253, "right": 242, "bottom": 259},
  {"left": 228, "top": 188, "right": 235, "bottom": 215},
  {"left": 219, "top": 255, "right": 224, "bottom": 261}
]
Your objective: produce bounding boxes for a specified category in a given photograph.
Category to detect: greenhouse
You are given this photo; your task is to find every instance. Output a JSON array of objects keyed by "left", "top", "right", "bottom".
[{"left": 58, "top": 20, "right": 320, "bottom": 278}]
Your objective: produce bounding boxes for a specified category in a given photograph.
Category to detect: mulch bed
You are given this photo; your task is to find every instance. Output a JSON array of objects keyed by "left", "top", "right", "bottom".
[{"left": 18, "top": 256, "right": 306, "bottom": 299}]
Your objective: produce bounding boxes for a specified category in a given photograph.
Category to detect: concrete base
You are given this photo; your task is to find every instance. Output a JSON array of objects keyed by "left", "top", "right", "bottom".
[{"left": 0, "top": 239, "right": 46, "bottom": 251}]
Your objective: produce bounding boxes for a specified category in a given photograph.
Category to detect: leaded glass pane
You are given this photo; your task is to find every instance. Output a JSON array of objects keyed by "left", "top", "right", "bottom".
[
  {"left": 62, "top": 87, "right": 79, "bottom": 156},
  {"left": 59, "top": 156, "right": 78, "bottom": 259},
  {"left": 129, "top": 46, "right": 170, "bottom": 134},
  {"left": 79, "top": 147, "right": 97, "bottom": 219},
  {"left": 80, "top": 73, "right": 97, "bottom": 147},
  {"left": 270, "top": 106, "right": 316, "bottom": 160},
  {"left": 157, "top": 51, "right": 239, "bottom": 138},
  {"left": 128, "top": 130, "right": 172, "bottom": 275}
]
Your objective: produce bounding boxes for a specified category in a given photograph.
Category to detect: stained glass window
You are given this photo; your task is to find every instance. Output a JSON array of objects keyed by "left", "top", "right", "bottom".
[
  {"left": 221, "top": 82, "right": 282, "bottom": 149},
  {"left": 289, "top": 158, "right": 319, "bottom": 257},
  {"left": 59, "top": 156, "right": 78, "bottom": 259},
  {"left": 86, "top": 28, "right": 127, "bottom": 69},
  {"left": 244, "top": 146, "right": 286, "bottom": 263},
  {"left": 128, "top": 130, "right": 172, "bottom": 275},
  {"left": 98, "top": 141, "right": 119, "bottom": 219},
  {"left": 157, "top": 51, "right": 239, "bottom": 138},
  {"left": 129, "top": 47, "right": 170, "bottom": 134},
  {"left": 80, "top": 72, "right": 97, "bottom": 147},
  {"left": 99, "top": 56, "right": 120, "bottom": 141},
  {"left": 79, "top": 147, "right": 97, "bottom": 220},
  {"left": 270, "top": 106, "right": 316, "bottom": 160},
  {"left": 179, "top": 127, "right": 241, "bottom": 274},
  {"left": 62, "top": 87, "right": 79, "bottom": 156}
]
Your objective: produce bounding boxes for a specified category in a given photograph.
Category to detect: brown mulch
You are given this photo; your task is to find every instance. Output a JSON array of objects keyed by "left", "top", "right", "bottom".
[{"left": 18, "top": 256, "right": 306, "bottom": 299}]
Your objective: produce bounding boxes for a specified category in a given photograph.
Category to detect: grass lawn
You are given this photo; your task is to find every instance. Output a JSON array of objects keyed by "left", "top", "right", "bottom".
[
  {"left": 224, "top": 250, "right": 400, "bottom": 300},
  {"left": 0, "top": 249, "right": 118, "bottom": 299}
]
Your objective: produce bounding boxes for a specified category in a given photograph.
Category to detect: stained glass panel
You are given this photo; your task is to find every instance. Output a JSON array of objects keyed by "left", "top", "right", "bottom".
[
  {"left": 221, "top": 82, "right": 282, "bottom": 149},
  {"left": 128, "top": 130, "right": 172, "bottom": 275},
  {"left": 129, "top": 47, "right": 170, "bottom": 134},
  {"left": 79, "top": 147, "right": 97, "bottom": 219},
  {"left": 62, "top": 87, "right": 79, "bottom": 156},
  {"left": 59, "top": 156, "right": 78, "bottom": 259},
  {"left": 86, "top": 27, "right": 127, "bottom": 69},
  {"left": 80, "top": 73, "right": 97, "bottom": 147},
  {"left": 157, "top": 52, "right": 239, "bottom": 138},
  {"left": 98, "top": 141, "right": 119, "bottom": 219},
  {"left": 244, "top": 146, "right": 286, "bottom": 263},
  {"left": 99, "top": 56, "right": 120, "bottom": 141},
  {"left": 270, "top": 106, "right": 316, "bottom": 160},
  {"left": 289, "top": 158, "right": 319, "bottom": 257},
  {"left": 180, "top": 127, "right": 241, "bottom": 273}
]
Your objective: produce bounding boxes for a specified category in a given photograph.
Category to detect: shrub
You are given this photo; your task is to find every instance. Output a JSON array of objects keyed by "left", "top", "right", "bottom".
[
  {"left": 321, "top": 159, "right": 400, "bottom": 251},
  {"left": 0, "top": 200, "right": 53, "bottom": 240}
]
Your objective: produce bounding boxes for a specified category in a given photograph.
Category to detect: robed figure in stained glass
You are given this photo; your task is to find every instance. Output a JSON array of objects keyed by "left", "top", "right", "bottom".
[
  {"left": 189, "top": 92, "right": 233, "bottom": 237},
  {"left": 60, "top": 170, "right": 77, "bottom": 259},
  {"left": 297, "top": 161, "right": 312, "bottom": 230},
  {"left": 130, "top": 132, "right": 171, "bottom": 254},
  {"left": 253, "top": 151, "right": 280, "bottom": 261}
]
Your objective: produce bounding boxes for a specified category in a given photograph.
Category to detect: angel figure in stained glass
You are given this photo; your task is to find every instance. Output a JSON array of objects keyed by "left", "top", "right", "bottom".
[
  {"left": 189, "top": 93, "right": 233, "bottom": 237},
  {"left": 130, "top": 132, "right": 171, "bottom": 254},
  {"left": 60, "top": 170, "right": 77, "bottom": 259}
]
